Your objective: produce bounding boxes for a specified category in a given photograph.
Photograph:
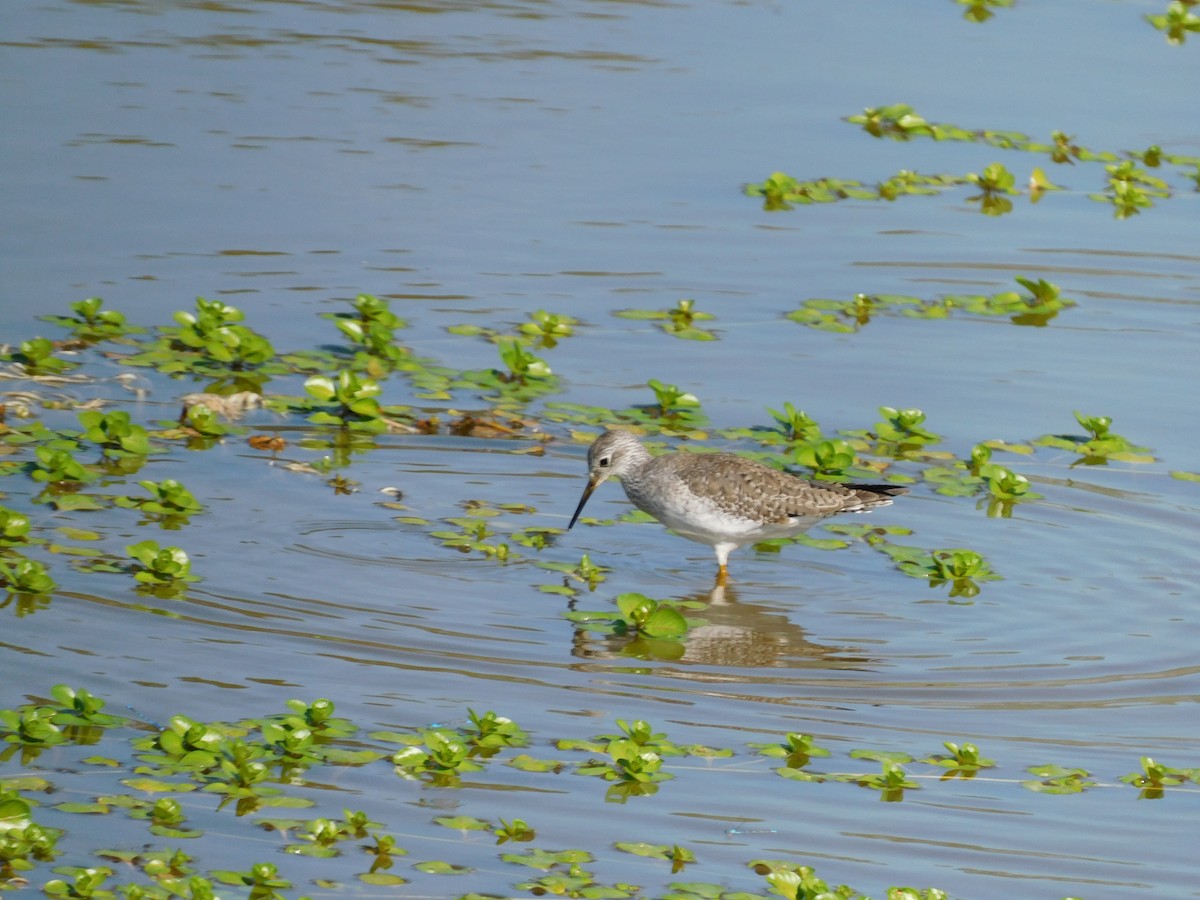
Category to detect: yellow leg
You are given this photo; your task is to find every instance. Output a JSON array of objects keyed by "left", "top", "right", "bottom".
[{"left": 715, "top": 563, "right": 729, "bottom": 586}]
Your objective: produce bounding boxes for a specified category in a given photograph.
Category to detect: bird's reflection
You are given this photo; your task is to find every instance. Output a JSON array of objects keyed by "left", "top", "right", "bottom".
[{"left": 570, "top": 581, "right": 877, "bottom": 671}]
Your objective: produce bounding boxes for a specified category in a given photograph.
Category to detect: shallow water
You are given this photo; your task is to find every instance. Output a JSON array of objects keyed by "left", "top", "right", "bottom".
[{"left": 3, "top": 0, "right": 1200, "bottom": 897}]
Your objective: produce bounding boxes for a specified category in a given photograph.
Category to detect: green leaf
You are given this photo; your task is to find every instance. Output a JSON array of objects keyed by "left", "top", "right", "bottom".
[
  {"left": 0, "top": 797, "right": 33, "bottom": 831},
  {"left": 414, "top": 860, "right": 472, "bottom": 874},
  {"left": 641, "top": 606, "right": 688, "bottom": 637}
]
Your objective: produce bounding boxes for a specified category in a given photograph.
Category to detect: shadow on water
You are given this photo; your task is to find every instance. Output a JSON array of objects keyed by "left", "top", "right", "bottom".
[{"left": 569, "top": 581, "right": 878, "bottom": 672}]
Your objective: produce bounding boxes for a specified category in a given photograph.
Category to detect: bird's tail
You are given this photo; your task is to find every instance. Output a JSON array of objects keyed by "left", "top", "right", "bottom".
[{"left": 846, "top": 484, "right": 909, "bottom": 510}]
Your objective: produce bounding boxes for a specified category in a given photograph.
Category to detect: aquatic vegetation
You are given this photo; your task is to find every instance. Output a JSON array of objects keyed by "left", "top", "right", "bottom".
[
  {"left": 564, "top": 592, "right": 697, "bottom": 655},
  {"left": 749, "top": 732, "right": 832, "bottom": 773},
  {"left": 1035, "top": 411, "right": 1155, "bottom": 464},
  {"left": 956, "top": 0, "right": 1012, "bottom": 23},
  {"left": 518, "top": 309, "right": 577, "bottom": 348},
  {"left": 39, "top": 297, "right": 138, "bottom": 344},
  {"left": 114, "top": 479, "right": 204, "bottom": 528},
  {"left": 966, "top": 161, "right": 1019, "bottom": 215},
  {"left": 497, "top": 338, "right": 552, "bottom": 383},
  {"left": 0, "top": 292, "right": 1191, "bottom": 894},
  {"left": 828, "top": 523, "right": 1001, "bottom": 598},
  {"left": 644, "top": 379, "right": 706, "bottom": 429},
  {"left": 393, "top": 730, "right": 486, "bottom": 781},
  {"left": 465, "top": 708, "right": 528, "bottom": 753},
  {"left": 122, "top": 298, "right": 282, "bottom": 386},
  {"left": 431, "top": 513, "right": 514, "bottom": 560},
  {"left": 921, "top": 741, "right": 996, "bottom": 776},
  {"left": 0, "top": 507, "right": 32, "bottom": 547},
  {"left": 1119, "top": 756, "right": 1200, "bottom": 799},
  {"left": 3, "top": 685, "right": 1195, "bottom": 896},
  {"left": 787, "top": 277, "right": 1077, "bottom": 332},
  {"left": 537, "top": 553, "right": 608, "bottom": 596},
  {"left": 752, "top": 104, "right": 1198, "bottom": 218},
  {"left": 0, "top": 559, "right": 56, "bottom": 597},
  {"left": 1093, "top": 159, "right": 1172, "bottom": 217},
  {"left": 299, "top": 370, "right": 396, "bottom": 433},
  {"left": 322, "top": 293, "right": 410, "bottom": 373},
  {"left": 1022, "top": 763, "right": 1096, "bottom": 794},
  {"left": 1147, "top": 0, "right": 1200, "bottom": 43},
  {"left": 126, "top": 540, "right": 197, "bottom": 587},
  {"left": 745, "top": 169, "right": 962, "bottom": 210},
  {"left": 615, "top": 298, "right": 717, "bottom": 341},
  {"left": 450, "top": 309, "right": 577, "bottom": 349},
  {"left": 789, "top": 437, "right": 864, "bottom": 479},
  {"left": 838, "top": 759, "right": 920, "bottom": 801},
  {"left": 27, "top": 445, "right": 97, "bottom": 487},
  {"left": 2, "top": 337, "right": 80, "bottom": 377},
  {"left": 493, "top": 817, "right": 536, "bottom": 844},
  {"left": 762, "top": 402, "right": 823, "bottom": 445},
  {"left": 77, "top": 410, "right": 151, "bottom": 458}
]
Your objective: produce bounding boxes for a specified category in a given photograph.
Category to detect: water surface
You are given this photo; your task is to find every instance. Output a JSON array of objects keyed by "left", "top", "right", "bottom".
[{"left": 2, "top": 1, "right": 1199, "bottom": 897}]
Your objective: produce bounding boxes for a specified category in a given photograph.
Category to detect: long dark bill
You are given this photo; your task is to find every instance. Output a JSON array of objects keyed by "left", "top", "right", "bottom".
[{"left": 567, "top": 479, "right": 598, "bottom": 530}]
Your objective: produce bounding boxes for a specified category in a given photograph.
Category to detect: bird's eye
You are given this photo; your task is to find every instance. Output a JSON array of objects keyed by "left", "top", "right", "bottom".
[{"left": 598, "top": 455, "right": 611, "bottom": 468}]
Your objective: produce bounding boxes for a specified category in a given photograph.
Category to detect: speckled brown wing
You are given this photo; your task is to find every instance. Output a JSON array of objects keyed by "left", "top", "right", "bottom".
[{"left": 655, "top": 452, "right": 906, "bottom": 524}]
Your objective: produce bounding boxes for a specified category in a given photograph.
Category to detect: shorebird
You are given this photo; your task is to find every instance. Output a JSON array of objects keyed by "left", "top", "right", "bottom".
[{"left": 568, "top": 429, "right": 907, "bottom": 583}]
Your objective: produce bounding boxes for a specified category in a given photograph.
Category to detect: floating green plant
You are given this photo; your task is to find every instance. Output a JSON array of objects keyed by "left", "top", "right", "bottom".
[
  {"left": 2, "top": 338, "right": 79, "bottom": 377},
  {"left": 1035, "top": 411, "right": 1155, "bottom": 464},
  {"left": 430, "top": 515, "right": 514, "bottom": 561},
  {"left": 788, "top": 437, "right": 861, "bottom": 479},
  {"left": 921, "top": 741, "right": 996, "bottom": 777},
  {"left": 28, "top": 445, "right": 97, "bottom": 488},
  {"left": 1147, "top": 1, "right": 1200, "bottom": 43},
  {"left": 392, "top": 730, "right": 485, "bottom": 782},
  {"left": 518, "top": 309, "right": 577, "bottom": 348},
  {"left": 753, "top": 104, "right": 1197, "bottom": 218},
  {"left": 1092, "top": 159, "right": 1172, "bottom": 217},
  {"left": 121, "top": 298, "right": 283, "bottom": 388},
  {"left": 5, "top": 686, "right": 1196, "bottom": 897},
  {"left": 565, "top": 593, "right": 696, "bottom": 644},
  {"left": 77, "top": 410, "right": 151, "bottom": 458},
  {"left": 0, "top": 800, "right": 61, "bottom": 882},
  {"left": 749, "top": 732, "right": 832, "bottom": 771},
  {"left": 835, "top": 758, "right": 920, "bottom": 801},
  {"left": 574, "top": 736, "right": 675, "bottom": 801},
  {"left": 617, "top": 841, "right": 696, "bottom": 873},
  {"left": 762, "top": 402, "right": 823, "bottom": 445},
  {"left": 828, "top": 524, "right": 1001, "bottom": 598},
  {"left": 0, "top": 705, "right": 67, "bottom": 751},
  {"left": 1022, "top": 763, "right": 1096, "bottom": 794},
  {"left": 0, "top": 507, "right": 33, "bottom": 547},
  {"left": 465, "top": 709, "right": 528, "bottom": 754},
  {"left": 1119, "top": 756, "right": 1200, "bottom": 799},
  {"left": 787, "top": 277, "right": 1076, "bottom": 332},
  {"left": 126, "top": 540, "right": 198, "bottom": 587},
  {"left": 40, "top": 297, "right": 139, "bottom": 343},
  {"left": 966, "top": 161, "right": 1019, "bottom": 215},
  {"left": 743, "top": 171, "right": 874, "bottom": 210},
  {"left": 615, "top": 299, "right": 717, "bottom": 341},
  {"left": 0, "top": 558, "right": 56, "bottom": 597},
  {"left": 113, "top": 479, "right": 203, "bottom": 528},
  {"left": 956, "top": 0, "right": 1013, "bottom": 23},
  {"left": 752, "top": 859, "right": 948, "bottom": 900},
  {"left": 537, "top": 553, "right": 608, "bottom": 596},
  {"left": 322, "top": 293, "right": 410, "bottom": 374},
  {"left": 209, "top": 861, "right": 292, "bottom": 898},
  {"left": 299, "top": 370, "right": 396, "bottom": 433},
  {"left": 450, "top": 310, "right": 577, "bottom": 350},
  {"left": 645, "top": 379, "right": 706, "bottom": 428}
]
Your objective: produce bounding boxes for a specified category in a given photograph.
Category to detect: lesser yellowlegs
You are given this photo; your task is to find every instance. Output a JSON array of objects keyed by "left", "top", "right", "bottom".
[{"left": 568, "top": 429, "right": 908, "bottom": 583}]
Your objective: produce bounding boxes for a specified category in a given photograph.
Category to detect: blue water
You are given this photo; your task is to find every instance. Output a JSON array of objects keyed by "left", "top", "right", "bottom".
[{"left": 2, "top": 1, "right": 1199, "bottom": 897}]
